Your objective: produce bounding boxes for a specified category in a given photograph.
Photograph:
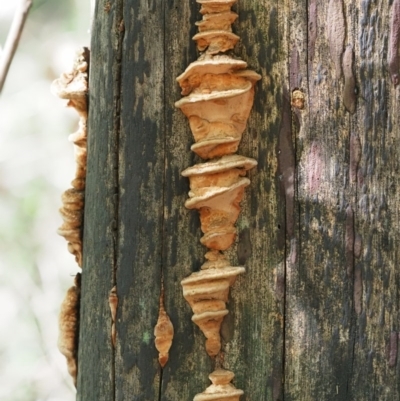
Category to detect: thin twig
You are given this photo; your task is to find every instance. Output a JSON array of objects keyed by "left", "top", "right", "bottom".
[{"left": 0, "top": 0, "right": 33, "bottom": 94}]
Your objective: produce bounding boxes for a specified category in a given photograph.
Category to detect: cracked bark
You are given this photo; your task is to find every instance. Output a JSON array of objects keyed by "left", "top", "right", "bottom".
[{"left": 77, "top": 1, "right": 400, "bottom": 400}]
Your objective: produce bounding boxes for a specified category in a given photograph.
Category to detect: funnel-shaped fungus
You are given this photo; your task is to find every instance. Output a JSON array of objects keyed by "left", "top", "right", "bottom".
[
  {"left": 176, "top": 0, "right": 259, "bottom": 362},
  {"left": 193, "top": 369, "right": 244, "bottom": 401},
  {"left": 182, "top": 251, "right": 244, "bottom": 356}
]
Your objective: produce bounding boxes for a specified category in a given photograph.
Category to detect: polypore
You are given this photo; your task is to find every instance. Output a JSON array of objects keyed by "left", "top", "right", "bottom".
[{"left": 176, "top": 0, "right": 260, "bottom": 362}]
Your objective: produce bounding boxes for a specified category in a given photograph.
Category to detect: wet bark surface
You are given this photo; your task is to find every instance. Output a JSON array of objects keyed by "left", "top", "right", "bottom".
[{"left": 78, "top": 1, "right": 400, "bottom": 400}]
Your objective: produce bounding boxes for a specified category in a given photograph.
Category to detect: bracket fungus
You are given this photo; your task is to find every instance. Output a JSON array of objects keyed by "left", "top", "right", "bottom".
[
  {"left": 181, "top": 251, "right": 244, "bottom": 357},
  {"left": 109, "top": 286, "right": 118, "bottom": 348},
  {"left": 154, "top": 287, "right": 174, "bottom": 367},
  {"left": 51, "top": 47, "right": 89, "bottom": 267},
  {"left": 175, "top": 0, "right": 261, "bottom": 357},
  {"left": 52, "top": 48, "right": 88, "bottom": 388},
  {"left": 194, "top": 369, "right": 244, "bottom": 401},
  {"left": 182, "top": 155, "right": 257, "bottom": 250},
  {"left": 58, "top": 274, "right": 81, "bottom": 387},
  {"left": 176, "top": 0, "right": 260, "bottom": 362}
]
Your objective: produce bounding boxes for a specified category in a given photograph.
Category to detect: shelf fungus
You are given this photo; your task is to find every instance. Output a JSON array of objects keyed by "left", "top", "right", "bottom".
[
  {"left": 194, "top": 369, "right": 244, "bottom": 401},
  {"left": 58, "top": 273, "right": 81, "bottom": 387},
  {"left": 51, "top": 47, "right": 89, "bottom": 267},
  {"left": 154, "top": 287, "right": 174, "bottom": 367},
  {"left": 176, "top": 0, "right": 260, "bottom": 359},
  {"left": 181, "top": 251, "right": 244, "bottom": 357}
]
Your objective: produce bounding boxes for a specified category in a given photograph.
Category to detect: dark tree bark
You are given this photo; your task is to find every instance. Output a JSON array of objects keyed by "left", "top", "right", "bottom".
[{"left": 77, "top": 1, "right": 400, "bottom": 400}]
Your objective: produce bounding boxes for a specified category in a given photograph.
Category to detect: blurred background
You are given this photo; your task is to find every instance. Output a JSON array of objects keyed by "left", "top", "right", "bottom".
[{"left": 0, "top": 1, "right": 91, "bottom": 400}]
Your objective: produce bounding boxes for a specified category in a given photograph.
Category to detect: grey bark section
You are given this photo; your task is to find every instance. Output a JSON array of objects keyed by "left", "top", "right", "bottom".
[
  {"left": 351, "top": 1, "right": 400, "bottom": 399},
  {"left": 114, "top": 0, "right": 164, "bottom": 399},
  {"left": 77, "top": 1, "right": 123, "bottom": 400},
  {"left": 285, "top": 1, "right": 400, "bottom": 400},
  {"left": 231, "top": 2, "right": 286, "bottom": 400},
  {"left": 285, "top": 0, "right": 356, "bottom": 399}
]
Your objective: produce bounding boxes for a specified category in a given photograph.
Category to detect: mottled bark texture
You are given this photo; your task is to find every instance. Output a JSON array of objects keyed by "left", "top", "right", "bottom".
[
  {"left": 286, "top": 0, "right": 400, "bottom": 400},
  {"left": 78, "top": 1, "right": 400, "bottom": 400}
]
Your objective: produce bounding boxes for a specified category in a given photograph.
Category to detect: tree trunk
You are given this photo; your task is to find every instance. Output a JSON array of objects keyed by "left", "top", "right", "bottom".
[{"left": 77, "top": 0, "right": 400, "bottom": 400}]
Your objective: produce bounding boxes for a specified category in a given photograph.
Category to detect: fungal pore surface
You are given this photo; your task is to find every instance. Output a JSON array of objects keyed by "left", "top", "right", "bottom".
[
  {"left": 51, "top": 47, "right": 89, "bottom": 268},
  {"left": 176, "top": 0, "right": 260, "bottom": 360}
]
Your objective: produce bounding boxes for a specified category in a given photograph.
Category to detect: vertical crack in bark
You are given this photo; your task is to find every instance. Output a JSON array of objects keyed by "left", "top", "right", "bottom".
[
  {"left": 346, "top": 94, "right": 360, "bottom": 399},
  {"left": 158, "top": 367, "right": 163, "bottom": 401},
  {"left": 307, "top": 0, "right": 316, "bottom": 112},
  {"left": 349, "top": 133, "right": 361, "bottom": 185},
  {"left": 159, "top": 1, "right": 167, "bottom": 399},
  {"left": 281, "top": 1, "right": 302, "bottom": 396},
  {"left": 345, "top": 205, "right": 355, "bottom": 279},
  {"left": 389, "top": 0, "right": 400, "bottom": 86},
  {"left": 279, "top": 85, "right": 295, "bottom": 401},
  {"left": 388, "top": 332, "right": 399, "bottom": 368},
  {"left": 346, "top": 1, "right": 362, "bottom": 384},
  {"left": 281, "top": 11, "right": 298, "bottom": 397},
  {"left": 109, "top": 286, "right": 118, "bottom": 348},
  {"left": 113, "top": 1, "right": 125, "bottom": 400},
  {"left": 346, "top": 201, "right": 357, "bottom": 399},
  {"left": 342, "top": 45, "right": 357, "bottom": 114},
  {"left": 284, "top": 0, "right": 307, "bottom": 398},
  {"left": 280, "top": 2, "right": 296, "bottom": 399}
]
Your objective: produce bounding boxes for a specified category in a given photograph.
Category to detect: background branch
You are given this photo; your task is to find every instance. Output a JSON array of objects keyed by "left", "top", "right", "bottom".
[{"left": 0, "top": 0, "right": 33, "bottom": 94}]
